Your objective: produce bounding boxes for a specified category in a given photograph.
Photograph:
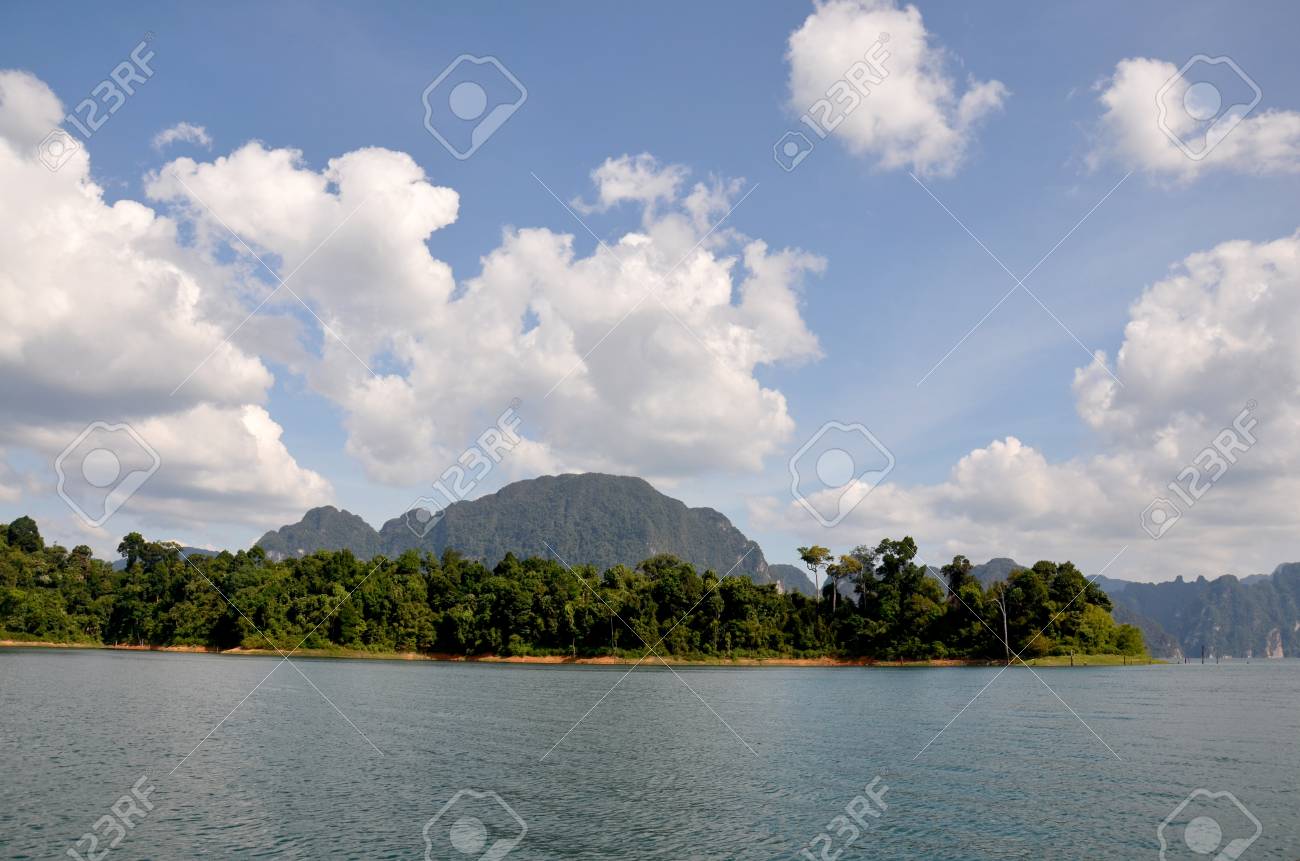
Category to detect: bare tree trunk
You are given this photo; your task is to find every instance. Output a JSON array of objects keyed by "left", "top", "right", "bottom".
[{"left": 998, "top": 596, "right": 1010, "bottom": 666}]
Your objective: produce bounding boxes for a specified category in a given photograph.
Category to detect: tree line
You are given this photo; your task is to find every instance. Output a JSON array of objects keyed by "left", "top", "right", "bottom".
[{"left": 0, "top": 517, "right": 1145, "bottom": 660}]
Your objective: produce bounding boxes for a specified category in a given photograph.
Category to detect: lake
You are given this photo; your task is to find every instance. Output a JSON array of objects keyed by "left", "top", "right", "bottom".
[{"left": 0, "top": 649, "right": 1296, "bottom": 859}]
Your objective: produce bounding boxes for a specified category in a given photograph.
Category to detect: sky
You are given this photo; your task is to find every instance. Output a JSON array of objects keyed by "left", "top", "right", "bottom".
[{"left": 1, "top": 0, "right": 1299, "bottom": 582}]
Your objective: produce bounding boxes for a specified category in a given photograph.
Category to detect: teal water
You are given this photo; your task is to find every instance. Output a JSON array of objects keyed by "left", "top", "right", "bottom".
[{"left": 0, "top": 649, "right": 1296, "bottom": 859}]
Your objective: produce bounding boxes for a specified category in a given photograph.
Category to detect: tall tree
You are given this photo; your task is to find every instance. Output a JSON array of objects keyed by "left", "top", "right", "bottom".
[
  {"left": 117, "top": 532, "right": 148, "bottom": 569},
  {"left": 825, "top": 554, "right": 862, "bottom": 612},
  {"left": 942, "top": 555, "right": 974, "bottom": 604},
  {"left": 848, "top": 544, "right": 879, "bottom": 612},
  {"left": 797, "top": 545, "right": 832, "bottom": 603}
]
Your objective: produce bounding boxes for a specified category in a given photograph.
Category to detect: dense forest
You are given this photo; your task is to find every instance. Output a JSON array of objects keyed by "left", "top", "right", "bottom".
[{"left": 0, "top": 516, "right": 1145, "bottom": 660}]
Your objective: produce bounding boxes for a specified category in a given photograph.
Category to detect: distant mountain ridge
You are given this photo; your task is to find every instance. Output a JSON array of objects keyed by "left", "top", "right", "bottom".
[
  {"left": 1104, "top": 565, "right": 1300, "bottom": 660},
  {"left": 971, "top": 559, "right": 1298, "bottom": 659},
  {"left": 258, "top": 474, "right": 814, "bottom": 594}
]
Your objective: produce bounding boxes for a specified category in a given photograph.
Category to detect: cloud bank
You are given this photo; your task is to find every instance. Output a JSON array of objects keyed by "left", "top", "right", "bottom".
[{"left": 0, "top": 70, "right": 825, "bottom": 540}]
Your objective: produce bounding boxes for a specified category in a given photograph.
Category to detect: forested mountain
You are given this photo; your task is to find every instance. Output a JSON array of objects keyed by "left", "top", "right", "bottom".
[
  {"left": 257, "top": 506, "right": 382, "bottom": 559},
  {"left": 1105, "top": 566, "right": 1300, "bottom": 660},
  {"left": 971, "top": 558, "right": 1025, "bottom": 587},
  {"left": 259, "top": 474, "right": 814, "bottom": 594}
]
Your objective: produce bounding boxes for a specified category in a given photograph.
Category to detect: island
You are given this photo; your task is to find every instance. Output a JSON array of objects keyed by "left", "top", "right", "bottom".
[{"left": 1, "top": 516, "right": 1147, "bottom": 665}]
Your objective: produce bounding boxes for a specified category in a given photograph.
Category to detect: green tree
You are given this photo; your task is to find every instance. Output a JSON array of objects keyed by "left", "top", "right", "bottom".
[
  {"left": 797, "top": 545, "right": 832, "bottom": 603},
  {"left": 825, "top": 554, "right": 861, "bottom": 613},
  {"left": 939, "top": 556, "right": 985, "bottom": 656},
  {"left": 7, "top": 516, "right": 43, "bottom": 553},
  {"left": 117, "top": 532, "right": 148, "bottom": 569},
  {"left": 942, "top": 555, "right": 975, "bottom": 599}
]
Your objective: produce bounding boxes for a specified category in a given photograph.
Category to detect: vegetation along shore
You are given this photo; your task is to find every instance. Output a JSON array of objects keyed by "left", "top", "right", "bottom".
[{"left": 0, "top": 516, "right": 1147, "bottom": 663}]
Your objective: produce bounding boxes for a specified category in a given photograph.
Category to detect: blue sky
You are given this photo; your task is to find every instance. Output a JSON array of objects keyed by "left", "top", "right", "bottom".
[{"left": 3, "top": 1, "right": 1299, "bottom": 580}]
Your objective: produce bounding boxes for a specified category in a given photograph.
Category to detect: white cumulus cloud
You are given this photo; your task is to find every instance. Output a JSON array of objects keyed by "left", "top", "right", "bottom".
[
  {"left": 786, "top": 0, "right": 1007, "bottom": 177},
  {"left": 1090, "top": 56, "right": 1300, "bottom": 180},
  {"left": 0, "top": 70, "right": 331, "bottom": 534},
  {"left": 147, "top": 146, "right": 825, "bottom": 486},
  {"left": 572, "top": 153, "right": 689, "bottom": 216}
]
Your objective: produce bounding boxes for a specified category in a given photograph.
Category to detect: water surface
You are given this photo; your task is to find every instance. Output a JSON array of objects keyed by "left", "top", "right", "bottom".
[{"left": 1, "top": 649, "right": 1296, "bottom": 859}]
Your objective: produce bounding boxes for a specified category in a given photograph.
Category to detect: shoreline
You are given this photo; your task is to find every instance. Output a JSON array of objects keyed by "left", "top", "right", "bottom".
[{"left": 0, "top": 640, "right": 1159, "bottom": 667}]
